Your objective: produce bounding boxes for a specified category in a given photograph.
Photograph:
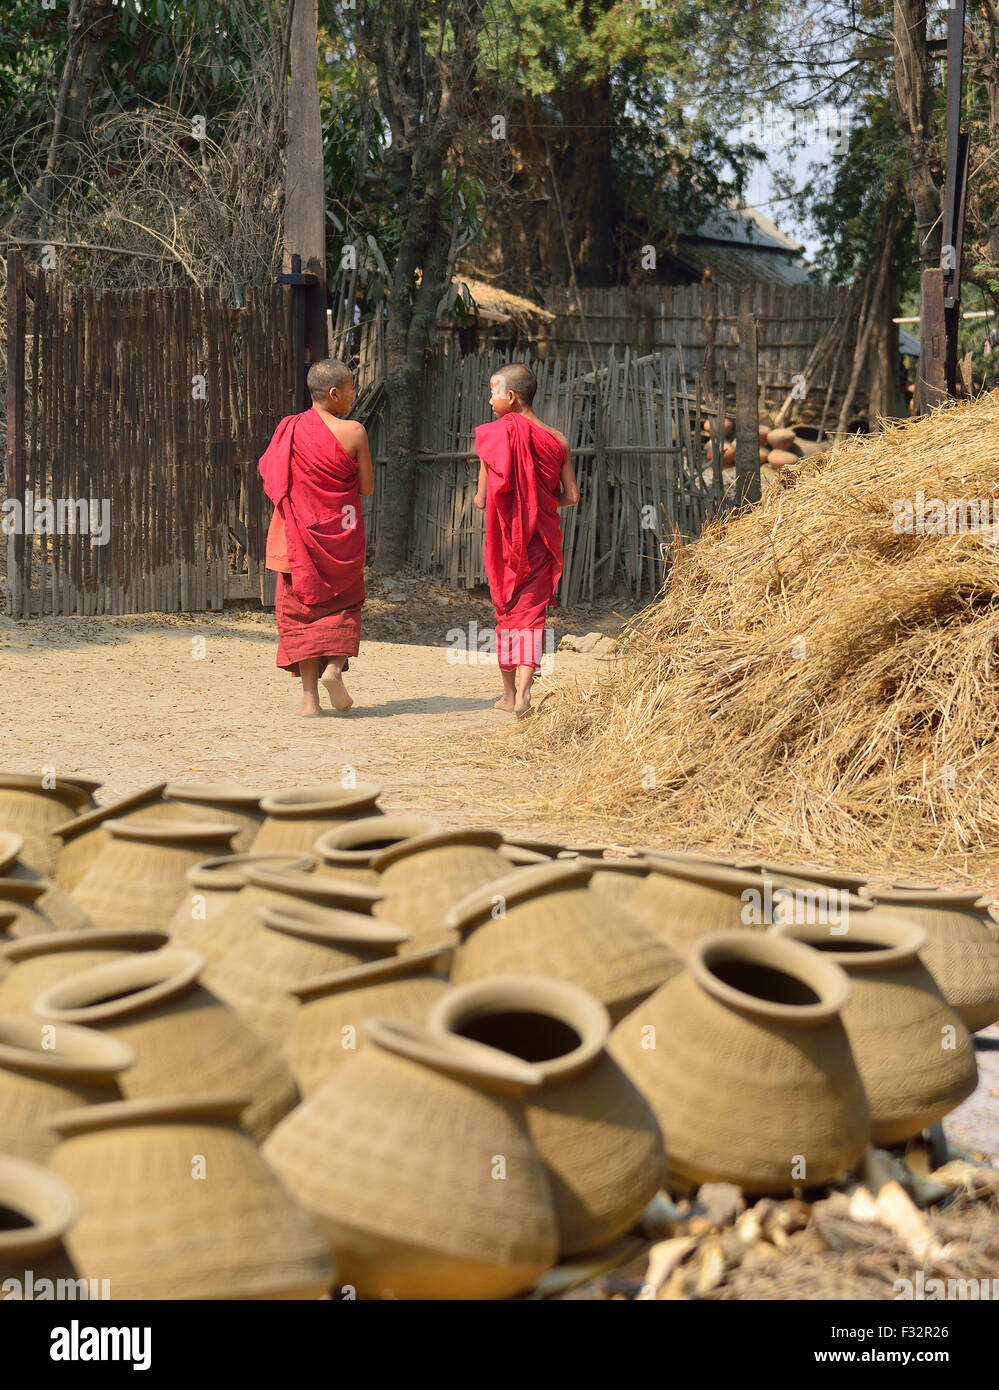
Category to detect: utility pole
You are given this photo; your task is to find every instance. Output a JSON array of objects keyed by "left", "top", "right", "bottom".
[{"left": 283, "top": 0, "right": 327, "bottom": 402}]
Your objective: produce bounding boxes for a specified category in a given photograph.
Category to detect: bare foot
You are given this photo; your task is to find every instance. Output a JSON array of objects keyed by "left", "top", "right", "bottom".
[
  {"left": 298, "top": 693, "right": 322, "bottom": 718},
  {"left": 514, "top": 695, "right": 532, "bottom": 717},
  {"left": 321, "top": 667, "right": 354, "bottom": 712},
  {"left": 494, "top": 695, "right": 516, "bottom": 711}
]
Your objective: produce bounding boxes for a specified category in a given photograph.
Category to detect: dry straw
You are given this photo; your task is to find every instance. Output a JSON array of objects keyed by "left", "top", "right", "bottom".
[{"left": 466, "top": 394, "right": 999, "bottom": 877}]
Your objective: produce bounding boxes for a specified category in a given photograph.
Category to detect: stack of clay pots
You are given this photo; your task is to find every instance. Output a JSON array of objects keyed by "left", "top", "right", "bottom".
[
  {"left": 758, "top": 423, "right": 829, "bottom": 472},
  {"left": 0, "top": 767, "right": 994, "bottom": 1300}
]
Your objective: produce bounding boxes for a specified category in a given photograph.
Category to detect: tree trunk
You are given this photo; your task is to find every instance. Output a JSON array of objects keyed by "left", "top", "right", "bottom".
[{"left": 6, "top": 0, "right": 118, "bottom": 239}]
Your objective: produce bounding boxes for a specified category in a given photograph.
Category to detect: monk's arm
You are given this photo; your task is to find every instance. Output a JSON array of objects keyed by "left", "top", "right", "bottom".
[
  {"left": 557, "top": 448, "right": 580, "bottom": 508},
  {"left": 354, "top": 425, "right": 375, "bottom": 498},
  {"left": 473, "top": 459, "right": 487, "bottom": 510}
]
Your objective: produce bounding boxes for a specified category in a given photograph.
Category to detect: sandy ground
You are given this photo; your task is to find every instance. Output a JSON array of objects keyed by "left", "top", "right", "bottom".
[{"left": 0, "top": 581, "right": 996, "bottom": 1161}]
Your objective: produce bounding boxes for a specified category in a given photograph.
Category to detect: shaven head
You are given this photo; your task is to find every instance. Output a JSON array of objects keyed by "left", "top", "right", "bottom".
[
  {"left": 308, "top": 358, "right": 353, "bottom": 399},
  {"left": 496, "top": 363, "right": 537, "bottom": 406}
]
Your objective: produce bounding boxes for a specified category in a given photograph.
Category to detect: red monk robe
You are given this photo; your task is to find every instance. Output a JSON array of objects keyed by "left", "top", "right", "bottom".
[
  {"left": 259, "top": 409, "right": 365, "bottom": 676},
  {"left": 474, "top": 411, "right": 566, "bottom": 670}
]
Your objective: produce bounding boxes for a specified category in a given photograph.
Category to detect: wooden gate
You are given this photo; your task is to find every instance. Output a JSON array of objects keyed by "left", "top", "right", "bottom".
[{"left": 4, "top": 250, "right": 293, "bottom": 618}]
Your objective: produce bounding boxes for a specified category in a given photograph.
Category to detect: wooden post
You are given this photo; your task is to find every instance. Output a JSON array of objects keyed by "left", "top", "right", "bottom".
[
  {"left": 920, "top": 267, "right": 948, "bottom": 411},
  {"left": 5, "top": 250, "right": 26, "bottom": 619},
  {"left": 284, "top": 0, "right": 327, "bottom": 379},
  {"left": 735, "top": 285, "right": 761, "bottom": 506}
]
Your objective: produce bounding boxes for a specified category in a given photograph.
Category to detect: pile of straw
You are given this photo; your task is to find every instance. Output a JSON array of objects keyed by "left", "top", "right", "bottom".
[{"left": 481, "top": 393, "right": 999, "bottom": 874}]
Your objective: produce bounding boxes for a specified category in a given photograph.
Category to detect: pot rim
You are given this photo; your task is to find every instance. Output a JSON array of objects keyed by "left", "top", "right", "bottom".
[
  {"left": 33, "top": 948, "right": 206, "bottom": 1025},
  {"left": 1, "top": 928, "right": 171, "bottom": 965},
  {"left": 0, "top": 774, "right": 96, "bottom": 810},
  {"left": 104, "top": 818, "right": 241, "bottom": 847},
  {"left": 635, "top": 847, "right": 745, "bottom": 869},
  {"left": 443, "top": 860, "right": 593, "bottom": 934},
  {"left": 292, "top": 943, "right": 452, "bottom": 1003},
  {"left": 588, "top": 857, "right": 657, "bottom": 878},
  {"left": 0, "top": 1155, "right": 79, "bottom": 1258},
  {"left": 859, "top": 886, "right": 990, "bottom": 910},
  {"left": 753, "top": 859, "right": 871, "bottom": 891},
  {"left": 370, "top": 827, "right": 505, "bottom": 872},
  {"left": 0, "top": 878, "right": 48, "bottom": 904},
  {"left": 363, "top": 1016, "right": 544, "bottom": 1092},
  {"left": 497, "top": 845, "right": 551, "bottom": 866},
  {"left": 555, "top": 843, "right": 607, "bottom": 858},
  {"left": 184, "top": 851, "right": 315, "bottom": 892},
  {"left": 427, "top": 975, "right": 611, "bottom": 1082},
  {"left": 769, "top": 917, "right": 929, "bottom": 969},
  {"left": 255, "top": 901, "right": 411, "bottom": 949},
  {"left": 0, "top": 831, "right": 26, "bottom": 874},
  {"left": 688, "top": 930, "right": 852, "bottom": 1024},
  {"left": 638, "top": 858, "right": 767, "bottom": 896},
  {"left": 257, "top": 784, "right": 382, "bottom": 818},
  {"left": 49, "top": 1090, "right": 252, "bottom": 1138},
  {"left": 242, "top": 866, "right": 383, "bottom": 910},
  {"left": 51, "top": 784, "right": 168, "bottom": 843},
  {"left": 0, "top": 1014, "right": 136, "bottom": 1077},
  {"left": 501, "top": 835, "right": 566, "bottom": 857},
  {"left": 163, "top": 783, "right": 265, "bottom": 808},
  {"left": 314, "top": 815, "right": 443, "bottom": 862}
]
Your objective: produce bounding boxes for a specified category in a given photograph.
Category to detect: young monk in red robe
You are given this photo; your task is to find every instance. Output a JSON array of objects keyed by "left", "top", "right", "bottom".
[
  {"left": 259, "top": 359, "right": 374, "bottom": 717},
  {"left": 474, "top": 363, "right": 579, "bottom": 714}
]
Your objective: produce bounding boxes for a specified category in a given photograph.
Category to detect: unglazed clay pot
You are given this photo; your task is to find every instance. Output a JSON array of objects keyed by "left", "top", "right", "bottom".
[
  {"left": 71, "top": 819, "right": 241, "bottom": 931},
  {"left": 33, "top": 949, "right": 298, "bottom": 1141},
  {"left": 0, "top": 772, "right": 98, "bottom": 878},
  {"left": 623, "top": 860, "right": 775, "bottom": 954},
  {"left": 609, "top": 930, "right": 870, "bottom": 1193},
  {"left": 49, "top": 1094, "right": 335, "bottom": 1300},
  {"left": 502, "top": 836, "right": 566, "bottom": 858},
  {"left": 168, "top": 852, "right": 315, "bottom": 960},
  {"left": 0, "top": 1015, "right": 134, "bottom": 1162},
  {"left": 370, "top": 829, "right": 512, "bottom": 948},
  {"left": 497, "top": 844, "right": 551, "bottom": 867},
  {"left": 264, "top": 1018, "right": 558, "bottom": 1298},
  {"left": 447, "top": 862, "right": 680, "bottom": 1023},
  {"left": 182, "top": 865, "right": 383, "bottom": 972},
  {"left": 252, "top": 784, "right": 384, "bottom": 853},
  {"left": 313, "top": 816, "right": 442, "bottom": 886},
  {"left": 428, "top": 976, "right": 665, "bottom": 1256},
  {"left": 587, "top": 858, "right": 657, "bottom": 906},
  {"left": 283, "top": 946, "right": 453, "bottom": 1096},
  {"left": 51, "top": 783, "right": 168, "bottom": 893},
  {"left": 0, "top": 1155, "right": 84, "bottom": 1297},
  {"left": 0, "top": 929, "right": 170, "bottom": 1016},
  {"left": 858, "top": 887, "right": 999, "bottom": 1032},
  {"left": 770, "top": 918, "right": 977, "bottom": 1145},
  {"left": 132, "top": 783, "right": 266, "bottom": 852},
  {"left": 200, "top": 902, "right": 411, "bottom": 1049},
  {"left": 751, "top": 859, "right": 871, "bottom": 895},
  {"left": 0, "top": 830, "right": 95, "bottom": 936}
]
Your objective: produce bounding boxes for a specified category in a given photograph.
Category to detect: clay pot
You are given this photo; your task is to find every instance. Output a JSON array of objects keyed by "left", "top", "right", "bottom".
[
  {"left": 200, "top": 902, "right": 411, "bottom": 1048},
  {"left": 770, "top": 918, "right": 977, "bottom": 1145},
  {"left": 32, "top": 949, "right": 298, "bottom": 1141},
  {"left": 498, "top": 844, "right": 551, "bottom": 867},
  {"left": 587, "top": 858, "right": 657, "bottom": 906},
  {"left": 759, "top": 447, "right": 771, "bottom": 465},
  {"left": 252, "top": 784, "right": 383, "bottom": 853},
  {"left": 0, "top": 831, "right": 92, "bottom": 937},
  {"left": 767, "top": 448, "right": 799, "bottom": 469},
  {"left": 49, "top": 1094, "right": 335, "bottom": 1300},
  {"left": 0, "top": 1015, "right": 134, "bottom": 1162},
  {"left": 168, "top": 852, "right": 315, "bottom": 959},
  {"left": 766, "top": 427, "right": 796, "bottom": 449},
  {"left": 264, "top": 1018, "right": 558, "bottom": 1298},
  {"left": 0, "top": 773, "right": 98, "bottom": 877},
  {"left": 71, "top": 819, "right": 241, "bottom": 931},
  {"left": 283, "top": 946, "right": 453, "bottom": 1095},
  {"left": 0, "top": 929, "right": 170, "bottom": 1016},
  {"left": 130, "top": 782, "right": 266, "bottom": 852},
  {"left": 857, "top": 888, "right": 999, "bottom": 1032},
  {"left": 428, "top": 977, "right": 665, "bottom": 1255},
  {"left": 609, "top": 931, "right": 870, "bottom": 1193},
  {"left": 556, "top": 844, "right": 609, "bottom": 859},
  {"left": 615, "top": 859, "right": 774, "bottom": 955},
  {"left": 371, "top": 829, "right": 512, "bottom": 947},
  {"left": 447, "top": 862, "right": 681, "bottom": 1023},
  {"left": 751, "top": 859, "right": 871, "bottom": 895},
  {"left": 183, "top": 864, "right": 383, "bottom": 972},
  {"left": 502, "top": 836, "right": 566, "bottom": 858},
  {"left": 51, "top": 783, "right": 168, "bottom": 892},
  {"left": 0, "top": 1155, "right": 84, "bottom": 1297},
  {"left": 313, "top": 816, "right": 442, "bottom": 886},
  {"left": 758, "top": 425, "right": 771, "bottom": 446}
]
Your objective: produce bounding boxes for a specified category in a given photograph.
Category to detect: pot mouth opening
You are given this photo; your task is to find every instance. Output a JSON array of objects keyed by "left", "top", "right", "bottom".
[
  {"left": 0, "top": 774, "right": 94, "bottom": 809},
  {"left": 0, "top": 831, "right": 26, "bottom": 874},
  {"left": 363, "top": 1017, "right": 545, "bottom": 1092},
  {"left": 185, "top": 851, "right": 314, "bottom": 891},
  {"left": 452, "top": 1011, "right": 582, "bottom": 1062},
  {"left": 0, "top": 1157, "right": 78, "bottom": 1255},
  {"left": 315, "top": 816, "right": 441, "bottom": 859},
  {"left": 443, "top": 860, "right": 593, "bottom": 933},
  {"left": 105, "top": 818, "right": 240, "bottom": 847},
  {"left": 256, "top": 901, "right": 411, "bottom": 950},
  {"left": 33, "top": 949, "right": 205, "bottom": 1024},
  {"left": 370, "top": 826, "right": 505, "bottom": 872},
  {"left": 49, "top": 1091, "right": 251, "bottom": 1138},
  {"left": 1, "top": 928, "right": 170, "bottom": 964},
  {"left": 0, "top": 1015, "right": 135, "bottom": 1075},
  {"left": 770, "top": 917, "right": 927, "bottom": 965},
  {"left": 164, "top": 783, "right": 264, "bottom": 807},
  {"left": 243, "top": 866, "right": 383, "bottom": 911},
  {"left": 292, "top": 943, "right": 452, "bottom": 1002},
  {"left": 690, "top": 931, "right": 850, "bottom": 1022},
  {"left": 257, "top": 784, "right": 383, "bottom": 818},
  {"left": 860, "top": 886, "right": 989, "bottom": 910}
]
